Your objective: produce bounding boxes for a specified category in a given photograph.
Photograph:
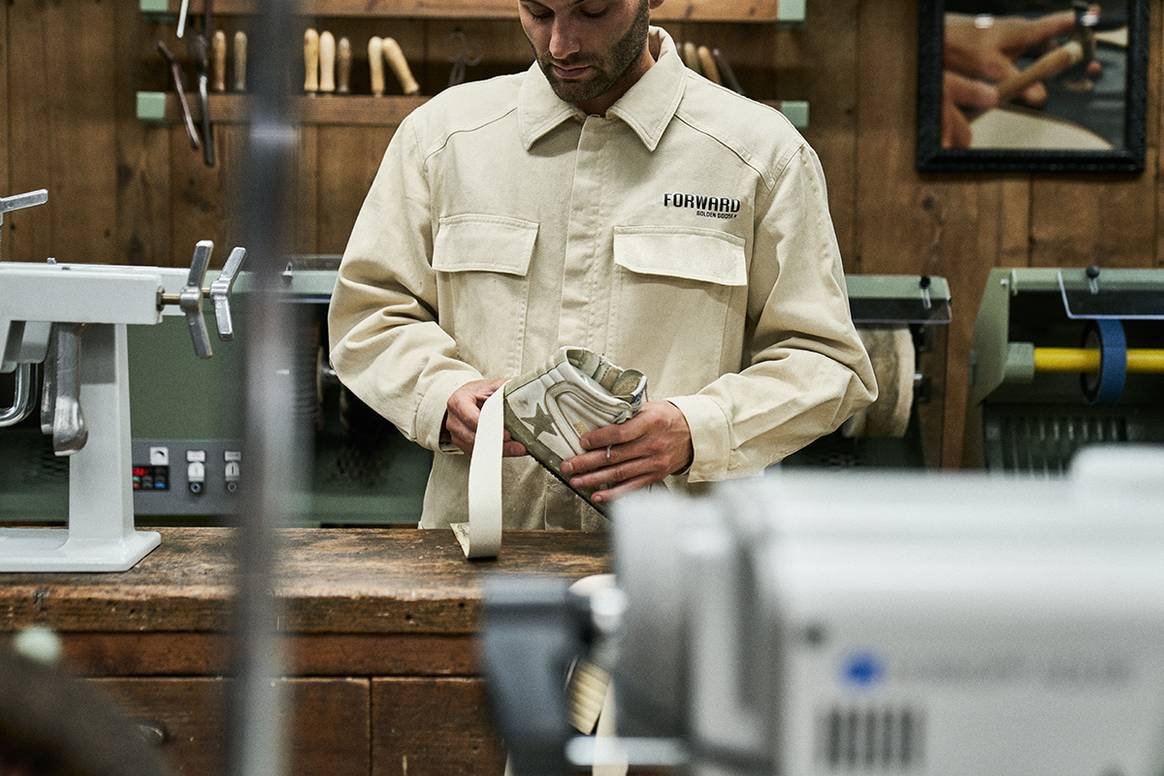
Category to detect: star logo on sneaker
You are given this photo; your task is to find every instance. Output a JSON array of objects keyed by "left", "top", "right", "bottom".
[{"left": 521, "top": 403, "right": 559, "bottom": 442}]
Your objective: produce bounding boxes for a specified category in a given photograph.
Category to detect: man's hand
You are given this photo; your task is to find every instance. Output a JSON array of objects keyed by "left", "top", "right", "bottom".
[
  {"left": 940, "top": 11, "right": 1102, "bottom": 150},
  {"left": 443, "top": 378, "right": 527, "bottom": 457},
  {"left": 945, "top": 11, "right": 1080, "bottom": 103},
  {"left": 942, "top": 71, "right": 998, "bottom": 149},
  {"left": 560, "top": 400, "right": 694, "bottom": 505}
]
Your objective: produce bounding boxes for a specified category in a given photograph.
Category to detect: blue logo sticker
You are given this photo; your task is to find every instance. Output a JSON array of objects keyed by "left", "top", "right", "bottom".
[{"left": 843, "top": 652, "right": 885, "bottom": 687}]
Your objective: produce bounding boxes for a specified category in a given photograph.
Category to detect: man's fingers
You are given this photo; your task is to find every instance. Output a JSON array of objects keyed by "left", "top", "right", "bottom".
[
  {"left": 449, "top": 394, "right": 483, "bottom": 432},
  {"left": 1020, "top": 81, "right": 1048, "bottom": 106},
  {"left": 941, "top": 91, "right": 974, "bottom": 150},
  {"left": 563, "top": 437, "right": 650, "bottom": 476},
  {"left": 944, "top": 71, "right": 998, "bottom": 110},
  {"left": 569, "top": 458, "right": 654, "bottom": 491},
  {"left": 1007, "top": 10, "right": 1076, "bottom": 54},
  {"left": 987, "top": 54, "right": 1052, "bottom": 106},
  {"left": 976, "top": 51, "right": 1014, "bottom": 83},
  {"left": 579, "top": 415, "right": 651, "bottom": 451},
  {"left": 445, "top": 413, "right": 474, "bottom": 449},
  {"left": 591, "top": 474, "right": 656, "bottom": 504},
  {"left": 503, "top": 442, "right": 527, "bottom": 457}
]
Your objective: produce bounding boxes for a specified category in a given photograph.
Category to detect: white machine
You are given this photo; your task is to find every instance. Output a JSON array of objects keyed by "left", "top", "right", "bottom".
[
  {"left": 0, "top": 189, "right": 245, "bottom": 571},
  {"left": 483, "top": 445, "right": 1164, "bottom": 776}
]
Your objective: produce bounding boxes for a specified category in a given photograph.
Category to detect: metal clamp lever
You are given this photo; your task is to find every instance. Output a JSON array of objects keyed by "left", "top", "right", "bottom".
[
  {"left": 39, "top": 323, "right": 88, "bottom": 456},
  {"left": 209, "top": 246, "right": 247, "bottom": 339},
  {"left": 158, "top": 241, "right": 248, "bottom": 358},
  {"left": 0, "top": 189, "right": 48, "bottom": 256}
]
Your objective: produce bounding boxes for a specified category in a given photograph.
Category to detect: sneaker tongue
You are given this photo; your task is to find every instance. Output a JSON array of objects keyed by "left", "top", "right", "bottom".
[
  {"left": 591, "top": 363, "right": 622, "bottom": 393},
  {"left": 609, "top": 370, "right": 644, "bottom": 397},
  {"left": 564, "top": 347, "right": 645, "bottom": 398}
]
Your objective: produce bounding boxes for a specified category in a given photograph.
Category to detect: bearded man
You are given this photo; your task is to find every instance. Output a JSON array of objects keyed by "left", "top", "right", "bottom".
[{"left": 329, "top": 0, "right": 876, "bottom": 531}]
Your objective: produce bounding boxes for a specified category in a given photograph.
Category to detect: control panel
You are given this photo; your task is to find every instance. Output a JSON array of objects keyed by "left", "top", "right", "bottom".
[{"left": 131, "top": 439, "right": 243, "bottom": 515}]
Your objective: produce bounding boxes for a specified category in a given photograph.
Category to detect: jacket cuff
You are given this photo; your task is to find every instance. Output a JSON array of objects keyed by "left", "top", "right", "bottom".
[
  {"left": 667, "top": 394, "right": 731, "bottom": 482},
  {"left": 416, "top": 369, "right": 483, "bottom": 453}
]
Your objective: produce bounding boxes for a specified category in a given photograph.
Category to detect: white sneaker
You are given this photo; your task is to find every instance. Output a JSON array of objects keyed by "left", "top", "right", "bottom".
[{"left": 504, "top": 347, "right": 647, "bottom": 514}]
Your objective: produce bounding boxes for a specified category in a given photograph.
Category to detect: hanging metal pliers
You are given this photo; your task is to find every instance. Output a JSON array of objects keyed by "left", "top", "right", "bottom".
[
  {"left": 157, "top": 40, "right": 202, "bottom": 151},
  {"left": 192, "top": 0, "right": 216, "bottom": 167}
]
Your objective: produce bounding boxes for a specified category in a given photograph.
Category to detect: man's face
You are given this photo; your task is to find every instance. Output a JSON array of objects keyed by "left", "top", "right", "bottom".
[{"left": 519, "top": 0, "right": 651, "bottom": 106}]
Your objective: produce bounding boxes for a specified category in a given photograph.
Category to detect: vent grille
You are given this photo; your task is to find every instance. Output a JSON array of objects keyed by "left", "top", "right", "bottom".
[
  {"left": 819, "top": 706, "right": 924, "bottom": 771},
  {"left": 321, "top": 441, "right": 390, "bottom": 488},
  {"left": 996, "top": 413, "right": 1128, "bottom": 475}
]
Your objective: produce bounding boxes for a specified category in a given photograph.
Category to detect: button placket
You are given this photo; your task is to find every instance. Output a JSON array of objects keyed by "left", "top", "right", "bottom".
[{"left": 558, "top": 117, "right": 611, "bottom": 349}]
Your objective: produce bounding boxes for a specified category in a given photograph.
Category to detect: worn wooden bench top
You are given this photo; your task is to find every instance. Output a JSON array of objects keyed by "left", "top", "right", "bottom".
[{"left": 0, "top": 528, "right": 610, "bottom": 636}]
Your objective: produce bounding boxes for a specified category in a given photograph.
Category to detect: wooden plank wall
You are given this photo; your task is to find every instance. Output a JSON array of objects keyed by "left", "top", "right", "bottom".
[
  {"left": 0, "top": 0, "right": 8, "bottom": 217},
  {"left": 1, "top": 0, "right": 1161, "bottom": 466}
]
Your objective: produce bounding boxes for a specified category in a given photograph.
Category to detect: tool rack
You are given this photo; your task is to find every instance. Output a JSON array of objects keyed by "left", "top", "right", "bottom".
[{"left": 134, "top": 0, "right": 810, "bottom": 131}]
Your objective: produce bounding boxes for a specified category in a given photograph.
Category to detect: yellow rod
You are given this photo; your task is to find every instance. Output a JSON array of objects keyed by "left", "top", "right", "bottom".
[{"left": 1034, "top": 347, "right": 1164, "bottom": 374}]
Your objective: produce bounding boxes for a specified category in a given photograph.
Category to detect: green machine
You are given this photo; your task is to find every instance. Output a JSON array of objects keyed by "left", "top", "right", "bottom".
[
  {"left": 965, "top": 267, "right": 1164, "bottom": 473},
  {"left": 0, "top": 257, "right": 430, "bottom": 526},
  {"left": 783, "top": 274, "right": 952, "bottom": 470}
]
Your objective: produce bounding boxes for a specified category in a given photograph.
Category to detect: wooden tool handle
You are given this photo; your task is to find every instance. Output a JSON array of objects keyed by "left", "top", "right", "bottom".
[
  {"left": 368, "top": 36, "right": 385, "bottom": 96},
  {"left": 697, "top": 45, "right": 720, "bottom": 84},
  {"left": 233, "top": 31, "right": 247, "bottom": 92},
  {"left": 996, "top": 40, "right": 1083, "bottom": 104},
  {"left": 337, "top": 37, "right": 352, "bottom": 94},
  {"left": 319, "top": 30, "right": 336, "bottom": 93},
  {"left": 682, "top": 41, "right": 702, "bottom": 74},
  {"left": 211, "top": 31, "right": 227, "bottom": 92},
  {"left": 304, "top": 28, "right": 320, "bottom": 93},
  {"left": 382, "top": 37, "right": 420, "bottom": 96},
  {"left": 648, "top": 28, "right": 663, "bottom": 59}
]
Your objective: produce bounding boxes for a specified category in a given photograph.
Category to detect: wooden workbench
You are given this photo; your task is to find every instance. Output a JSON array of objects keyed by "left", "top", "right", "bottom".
[{"left": 0, "top": 528, "right": 610, "bottom": 775}]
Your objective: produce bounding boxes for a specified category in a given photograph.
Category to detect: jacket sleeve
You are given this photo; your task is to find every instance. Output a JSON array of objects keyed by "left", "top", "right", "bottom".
[
  {"left": 668, "top": 142, "right": 877, "bottom": 481},
  {"left": 327, "top": 115, "right": 483, "bottom": 452}
]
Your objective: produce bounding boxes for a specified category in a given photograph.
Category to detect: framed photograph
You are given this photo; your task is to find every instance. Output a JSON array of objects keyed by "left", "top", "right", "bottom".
[{"left": 917, "top": 1, "right": 1148, "bottom": 172}]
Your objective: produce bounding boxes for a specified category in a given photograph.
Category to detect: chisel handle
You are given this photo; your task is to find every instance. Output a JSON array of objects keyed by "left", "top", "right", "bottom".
[
  {"left": 382, "top": 37, "right": 420, "bottom": 96},
  {"left": 682, "top": 41, "right": 701, "bottom": 74},
  {"left": 211, "top": 30, "right": 227, "bottom": 92},
  {"left": 319, "top": 30, "right": 336, "bottom": 93},
  {"left": 368, "top": 36, "right": 385, "bottom": 96},
  {"left": 697, "top": 46, "right": 720, "bottom": 84},
  {"left": 304, "top": 28, "right": 320, "bottom": 93},
  {"left": 337, "top": 37, "right": 352, "bottom": 94},
  {"left": 233, "top": 31, "right": 247, "bottom": 92}
]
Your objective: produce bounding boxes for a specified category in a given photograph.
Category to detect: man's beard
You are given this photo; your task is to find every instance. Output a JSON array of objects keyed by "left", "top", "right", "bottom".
[{"left": 538, "top": 1, "right": 650, "bottom": 105}]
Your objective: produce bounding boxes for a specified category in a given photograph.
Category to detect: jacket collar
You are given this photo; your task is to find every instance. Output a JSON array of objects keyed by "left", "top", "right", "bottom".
[{"left": 518, "top": 26, "right": 686, "bottom": 152}]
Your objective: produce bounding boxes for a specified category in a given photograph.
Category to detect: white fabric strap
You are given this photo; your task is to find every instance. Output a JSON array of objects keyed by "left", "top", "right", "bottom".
[{"left": 451, "top": 383, "right": 506, "bottom": 558}]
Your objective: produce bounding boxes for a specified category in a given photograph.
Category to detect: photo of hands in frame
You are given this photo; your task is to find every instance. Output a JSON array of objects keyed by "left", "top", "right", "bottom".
[{"left": 917, "top": 1, "right": 1148, "bottom": 172}]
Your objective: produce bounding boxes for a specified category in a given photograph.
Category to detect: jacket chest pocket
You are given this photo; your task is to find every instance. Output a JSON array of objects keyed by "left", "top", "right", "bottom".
[
  {"left": 609, "top": 225, "right": 747, "bottom": 395},
  {"left": 433, "top": 214, "right": 538, "bottom": 377}
]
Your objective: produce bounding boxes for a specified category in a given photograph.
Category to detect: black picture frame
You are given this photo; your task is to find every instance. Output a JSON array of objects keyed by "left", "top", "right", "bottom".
[{"left": 917, "top": 1, "right": 1148, "bottom": 172}]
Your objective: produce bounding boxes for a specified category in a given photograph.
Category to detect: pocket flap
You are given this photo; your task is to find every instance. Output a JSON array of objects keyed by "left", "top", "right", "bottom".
[
  {"left": 613, "top": 226, "right": 747, "bottom": 286},
  {"left": 434, "top": 214, "right": 539, "bottom": 276}
]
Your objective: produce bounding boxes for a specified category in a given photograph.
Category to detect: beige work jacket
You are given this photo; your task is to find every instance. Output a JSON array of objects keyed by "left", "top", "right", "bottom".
[{"left": 329, "top": 30, "right": 877, "bottom": 531}]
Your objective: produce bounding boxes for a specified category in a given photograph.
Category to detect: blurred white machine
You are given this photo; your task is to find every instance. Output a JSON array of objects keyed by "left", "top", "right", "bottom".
[
  {"left": 0, "top": 189, "right": 245, "bottom": 571},
  {"left": 483, "top": 445, "right": 1164, "bottom": 776}
]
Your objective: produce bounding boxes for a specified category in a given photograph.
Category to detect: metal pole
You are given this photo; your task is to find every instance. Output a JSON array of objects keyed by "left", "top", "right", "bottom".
[{"left": 226, "top": 0, "right": 304, "bottom": 772}]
